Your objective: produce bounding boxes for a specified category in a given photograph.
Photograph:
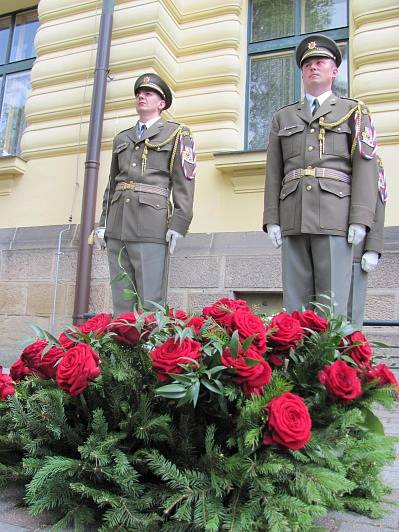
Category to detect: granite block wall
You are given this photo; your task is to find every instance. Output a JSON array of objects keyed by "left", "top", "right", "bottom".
[{"left": 1, "top": 225, "right": 399, "bottom": 367}]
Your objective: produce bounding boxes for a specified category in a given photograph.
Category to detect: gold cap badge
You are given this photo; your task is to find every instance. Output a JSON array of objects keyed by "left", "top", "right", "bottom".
[
  {"left": 308, "top": 41, "right": 316, "bottom": 50},
  {"left": 143, "top": 76, "right": 150, "bottom": 83}
]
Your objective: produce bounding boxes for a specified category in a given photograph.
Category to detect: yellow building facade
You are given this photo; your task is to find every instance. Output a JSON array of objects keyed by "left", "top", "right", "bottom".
[{"left": 0, "top": 0, "right": 398, "bottom": 363}]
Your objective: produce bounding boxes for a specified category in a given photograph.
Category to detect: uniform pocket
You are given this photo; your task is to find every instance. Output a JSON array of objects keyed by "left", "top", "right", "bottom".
[
  {"left": 113, "top": 141, "right": 131, "bottom": 171},
  {"left": 323, "top": 123, "right": 352, "bottom": 159},
  {"left": 106, "top": 190, "right": 122, "bottom": 233},
  {"left": 137, "top": 192, "right": 168, "bottom": 239},
  {"left": 319, "top": 179, "right": 351, "bottom": 231},
  {"left": 278, "top": 124, "right": 305, "bottom": 159},
  {"left": 146, "top": 144, "right": 172, "bottom": 172},
  {"left": 279, "top": 179, "right": 300, "bottom": 231}
]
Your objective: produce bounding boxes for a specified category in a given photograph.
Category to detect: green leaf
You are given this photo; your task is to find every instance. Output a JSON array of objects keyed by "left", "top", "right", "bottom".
[
  {"left": 244, "top": 357, "right": 261, "bottom": 367},
  {"left": 30, "top": 324, "right": 46, "bottom": 339},
  {"left": 201, "top": 379, "right": 223, "bottom": 395},
  {"left": 156, "top": 384, "right": 187, "bottom": 394},
  {"left": 156, "top": 391, "right": 186, "bottom": 399},
  {"left": 242, "top": 335, "right": 256, "bottom": 352},
  {"left": 122, "top": 288, "right": 136, "bottom": 301},
  {"left": 191, "top": 381, "right": 200, "bottom": 407},
  {"left": 111, "top": 271, "right": 128, "bottom": 284},
  {"left": 207, "top": 365, "right": 226, "bottom": 375},
  {"left": 229, "top": 330, "right": 240, "bottom": 358},
  {"left": 361, "top": 407, "right": 385, "bottom": 435}
]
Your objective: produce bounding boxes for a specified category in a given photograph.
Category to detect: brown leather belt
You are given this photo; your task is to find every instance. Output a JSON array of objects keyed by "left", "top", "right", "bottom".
[
  {"left": 283, "top": 167, "right": 351, "bottom": 185},
  {"left": 115, "top": 181, "right": 169, "bottom": 197}
]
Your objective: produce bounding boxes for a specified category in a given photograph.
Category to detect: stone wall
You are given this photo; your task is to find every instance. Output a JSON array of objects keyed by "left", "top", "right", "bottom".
[{"left": 1, "top": 225, "right": 399, "bottom": 367}]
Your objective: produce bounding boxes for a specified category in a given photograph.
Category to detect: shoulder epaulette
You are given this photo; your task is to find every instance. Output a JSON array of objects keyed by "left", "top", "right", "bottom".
[
  {"left": 116, "top": 127, "right": 133, "bottom": 136},
  {"left": 275, "top": 101, "right": 299, "bottom": 113}
]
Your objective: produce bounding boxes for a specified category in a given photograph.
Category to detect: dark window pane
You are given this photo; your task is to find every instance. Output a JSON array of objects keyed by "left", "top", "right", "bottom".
[
  {"left": 248, "top": 52, "right": 295, "bottom": 150},
  {"left": 333, "top": 42, "right": 348, "bottom": 96},
  {"left": 10, "top": 9, "right": 38, "bottom": 62},
  {"left": 303, "top": 0, "right": 347, "bottom": 33},
  {"left": 0, "top": 71, "right": 31, "bottom": 156},
  {"left": 251, "top": 0, "right": 295, "bottom": 42},
  {"left": 0, "top": 16, "right": 11, "bottom": 65}
]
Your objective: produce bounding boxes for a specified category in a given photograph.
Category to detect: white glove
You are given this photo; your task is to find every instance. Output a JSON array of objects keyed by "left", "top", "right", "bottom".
[
  {"left": 266, "top": 224, "right": 282, "bottom": 249},
  {"left": 361, "top": 250, "right": 379, "bottom": 273},
  {"left": 94, "top": 226, "right": 106, "bottom": 249},
  {"left": 347, "top": 224, "right": 366, "bottom": 246},
  {"left": 166, "top": 229, "right": 183, "bottom": 254}
]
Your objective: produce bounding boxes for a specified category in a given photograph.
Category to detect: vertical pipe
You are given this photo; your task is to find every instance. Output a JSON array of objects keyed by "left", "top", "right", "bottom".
[{"left": 73, "top": 0, "right": 114, "bottom": 324}]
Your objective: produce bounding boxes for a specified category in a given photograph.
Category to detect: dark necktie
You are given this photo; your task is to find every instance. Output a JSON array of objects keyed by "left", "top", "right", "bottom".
[
  {"left": 312, "top": 98, "right": 320, "bottom": 116},
  {"left": 138, "top": 123, "right": 146, "bottom": 139}
]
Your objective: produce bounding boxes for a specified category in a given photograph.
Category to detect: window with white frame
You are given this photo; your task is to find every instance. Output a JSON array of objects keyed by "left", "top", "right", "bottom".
[
  {"left": 0, "top": 8, "right": 38, "bottom": 157},
  {"left": 247, "top": 0, "right": 349, "bottom": 150}
]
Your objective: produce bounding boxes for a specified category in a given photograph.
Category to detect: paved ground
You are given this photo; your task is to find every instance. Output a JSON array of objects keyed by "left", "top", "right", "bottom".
[{"left": 0, "top": 403, "right": 398, "bottom": 531}]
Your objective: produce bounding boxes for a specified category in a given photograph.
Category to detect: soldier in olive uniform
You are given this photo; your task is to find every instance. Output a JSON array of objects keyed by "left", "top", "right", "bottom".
[
  {"left": 263, "top": 34, "right": 385, "bottom": 318},
  {"left": 97, "top": 73, "right": 196, "bottom": 315}
]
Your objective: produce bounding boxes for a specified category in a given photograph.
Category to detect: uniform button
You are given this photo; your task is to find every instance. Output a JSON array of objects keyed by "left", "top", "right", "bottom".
[
  {"left": 307, "top": 165, "right": 313, "bottom": 169},
  {"left": 125, "top": 198, "right": 131, "bottom": 203},
  {"left": 337, "top": 127, "right": 341, "bottom": 132},
  {"left": 131, "top": 162, "right": 137, "bottom": 167},
  {"left": 306, "top": 185, "right": 312, "bottom": 191},
  {"left": 310, "top": 128, "right": 315, "bottom": 133},
  {"left": 339, "top": 191, "right": 343, "bottom": 196},
  {"left": 308, "top": 146, "right": 314, "bottom": 151},
  {"left": 156, "top": 204, "right": 160, "bottom": 208},
  {"left": 135, "top": 146, "right": 139, "bottom": 150}
]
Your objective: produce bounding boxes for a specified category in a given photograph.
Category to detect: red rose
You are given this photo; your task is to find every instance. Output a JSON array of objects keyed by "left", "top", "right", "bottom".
[
  {"left": 107, "top": 312, "right": 146, "bottom": 345},
  {"left": 318, "top": 360, "right": 362, "bottom": 401},
  {"left": 80, "top": 313, "right": 112, "bottom": 335},
  {"left": 366, "top": 364, "right": 399, "bottom": 390},
  {"left": 203, "top": 298, "right": 250, "bottom": 328},
  {"left": 168, "top": 308, "right": 189, "bottom": 322},
  {"left": 150, "top": 337, "right": 202, "bottom": 382},
  {"left": 56, "top": 343, "right": 100, "bottom": 396},
  {"left": 344, "top": 331, "right": 373, "bottom": 369},
  {"left": 263, "top": 392, "right": 312, "bottom": 451},
  {"left": 291, "top": 310, "right": 328, "bottom": 333},
  {"left": 59, "top": 313, "right": 112, "bottom": 349},
  {"left": 267, "top": 313, "right": 304, "bottom": 351},
  {"left": 187, "top": 316, "right": 206, "bottom": 335},
  {"left": 267, "top": 354, "right": 284, "bottom": 367},
  {"left": 21, "top": 339, "right": 48, "bottom": 377},
  {"left": 10, "top": 358, "right": 34, "bottom": 381},
  {"left": 38, "top": 346, "right": 65, "bottom": 379},
  {"left": 231, "top": 309, "right": 267, "bottom": 355},
  {"left": 221, "top": 347, "right": 272, "bottom": 396},
  {"left": 58, "top": 331, "right": 77, "bottom": 350},
  {"left": 0, "top": 367, "right": 15, "bottom": 400}
]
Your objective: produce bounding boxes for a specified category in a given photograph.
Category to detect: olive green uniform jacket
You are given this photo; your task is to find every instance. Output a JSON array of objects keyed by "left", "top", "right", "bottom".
[
  {"left": 100, "top": 118, "right": 195, "bottom": 243},
  {"left": 263, "top": 95, "right": 379, "bottom": 236}
]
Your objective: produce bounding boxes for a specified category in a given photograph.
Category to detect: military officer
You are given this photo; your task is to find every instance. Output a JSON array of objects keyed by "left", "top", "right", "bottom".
[
  {"left": 97, "top": 73, "right": 196, "bottom": 315},
  {"left": 263, "top": 34, "right": 383, "bottom": 317}
]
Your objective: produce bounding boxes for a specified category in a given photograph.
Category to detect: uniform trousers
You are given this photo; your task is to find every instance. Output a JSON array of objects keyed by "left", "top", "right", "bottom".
[
  {"left": 106, "top": 237, "right": 167, "bottom": 316},
  {"left": 347, "top": 261, "right": 367, "bottom": 329},
  {"left": 282, "top": 234, "right": 354, "bottom": 317}
]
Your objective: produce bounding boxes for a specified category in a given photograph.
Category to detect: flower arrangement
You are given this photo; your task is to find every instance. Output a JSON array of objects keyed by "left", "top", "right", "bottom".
[{"left": 0, "top": 300, "right": 397, "bottom": 531}]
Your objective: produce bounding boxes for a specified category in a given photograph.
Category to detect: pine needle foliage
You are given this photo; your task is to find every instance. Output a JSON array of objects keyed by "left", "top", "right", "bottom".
[{"left": 0, "top": 304, "right": 397, "bottom": 530}]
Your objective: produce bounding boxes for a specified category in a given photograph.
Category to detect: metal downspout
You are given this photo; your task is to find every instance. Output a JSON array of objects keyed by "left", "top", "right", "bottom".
[{"left": 73, "top": 0, "right": 114, "bottom": 324}]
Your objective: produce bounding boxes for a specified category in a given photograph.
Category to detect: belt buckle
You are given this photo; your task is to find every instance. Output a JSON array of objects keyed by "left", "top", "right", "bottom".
[
  {"left": 127, "top": 182, "right": 135, "bottom": 190},
  {"left": 301, "top": 168, "right": 316, "bottom": 177}
]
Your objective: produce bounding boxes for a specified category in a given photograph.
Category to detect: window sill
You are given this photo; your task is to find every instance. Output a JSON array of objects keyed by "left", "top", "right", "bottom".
[
  {"left": 213, "top": 150, "right": 266, "bottom": 194},
  {"left": 0, "top": 156, "right": 26, "bottom": 195}
]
